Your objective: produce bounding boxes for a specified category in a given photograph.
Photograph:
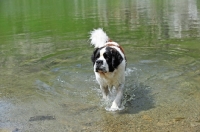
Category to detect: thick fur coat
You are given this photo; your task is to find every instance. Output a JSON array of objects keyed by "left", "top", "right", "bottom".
[{"left": 90, "top": 28, "right": 126, "bottom": 111}]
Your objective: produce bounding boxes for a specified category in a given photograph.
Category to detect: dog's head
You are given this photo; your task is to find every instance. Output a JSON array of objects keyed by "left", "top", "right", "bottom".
[{"left": 91, "top": 46, "right": 123, "bottom": 73}]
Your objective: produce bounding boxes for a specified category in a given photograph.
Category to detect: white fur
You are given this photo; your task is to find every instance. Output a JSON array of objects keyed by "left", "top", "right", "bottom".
[
  {"left": 90, "top": 28, "right": 126, "bottom": 111},
  {"left": 90, "top": 28, "right": 109, "bottom": 48}
]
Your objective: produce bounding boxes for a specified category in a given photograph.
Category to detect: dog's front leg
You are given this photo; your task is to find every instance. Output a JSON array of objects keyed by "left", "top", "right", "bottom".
[
  {"left": 110, "top": 84, "right": 124, "bottom": 111},
  {"left": 100, "top": 85, "right": 109, "bottom": 100}
]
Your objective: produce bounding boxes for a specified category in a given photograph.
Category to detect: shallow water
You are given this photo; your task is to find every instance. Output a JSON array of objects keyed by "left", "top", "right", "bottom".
[{"left": 1, "top": 0, "right": 200, "bottom": 131}]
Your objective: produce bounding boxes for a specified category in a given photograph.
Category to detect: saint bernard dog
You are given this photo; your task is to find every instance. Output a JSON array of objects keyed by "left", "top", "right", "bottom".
[{"left": 90, "top": 28, "right": 126, "bottom": 111}]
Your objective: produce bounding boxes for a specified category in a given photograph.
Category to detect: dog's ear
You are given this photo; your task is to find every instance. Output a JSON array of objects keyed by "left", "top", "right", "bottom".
[
  {"left": 91, "top": 48, "right": 100, "bottom": 66},
  {"left": 111, "top": 49, "right": 123, "bottom": 69}
]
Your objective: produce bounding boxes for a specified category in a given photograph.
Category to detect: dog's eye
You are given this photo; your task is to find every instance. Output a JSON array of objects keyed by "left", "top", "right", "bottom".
[{"left": 103, "top": 53, "right": 107, "bottom": 58}]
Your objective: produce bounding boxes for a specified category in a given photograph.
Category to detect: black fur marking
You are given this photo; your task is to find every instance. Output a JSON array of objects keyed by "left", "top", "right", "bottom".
[
  {"left": 106, "top": 47, "right": 123, "bottom": 72},
  {"left": 91, "top": 48, "right": 100, "bottom": 66},
  {"left": 104, "top": 47, "right": 114, "bottom": 72}
]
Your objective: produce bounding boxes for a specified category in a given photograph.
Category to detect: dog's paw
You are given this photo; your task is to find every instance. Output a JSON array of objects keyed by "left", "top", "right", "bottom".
[{"left": 105, "top": 102, "right": 125, "bottom": 111}]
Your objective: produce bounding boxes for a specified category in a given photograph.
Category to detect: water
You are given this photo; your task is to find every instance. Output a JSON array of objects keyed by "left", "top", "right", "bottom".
[{"left": 0, "top": 0, "right": 200, "bottom": 131}]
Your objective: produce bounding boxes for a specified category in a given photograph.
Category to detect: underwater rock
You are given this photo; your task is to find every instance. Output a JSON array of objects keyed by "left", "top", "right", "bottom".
[{"left": 29, "top": 115, "right": 55, "bottom": 121}]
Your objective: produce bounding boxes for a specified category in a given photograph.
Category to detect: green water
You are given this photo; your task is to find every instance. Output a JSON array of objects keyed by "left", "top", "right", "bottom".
[{"left": 1, "top": 0, "right": 200, "bottom": 131}]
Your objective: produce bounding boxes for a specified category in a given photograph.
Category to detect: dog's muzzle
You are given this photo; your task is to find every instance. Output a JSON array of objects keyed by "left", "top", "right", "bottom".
[{"left": 95, "top": 60, "right": 107, "bottom": 73}]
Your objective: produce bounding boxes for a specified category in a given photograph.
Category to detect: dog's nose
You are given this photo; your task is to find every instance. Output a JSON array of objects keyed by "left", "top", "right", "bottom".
[{"left": 96, "top": 60, "right": 103, "bottom": 65}]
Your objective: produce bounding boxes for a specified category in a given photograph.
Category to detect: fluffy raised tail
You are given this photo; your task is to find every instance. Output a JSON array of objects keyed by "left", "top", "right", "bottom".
[{"left": 89, "top": 28, "right": 109, "bottom": 48}]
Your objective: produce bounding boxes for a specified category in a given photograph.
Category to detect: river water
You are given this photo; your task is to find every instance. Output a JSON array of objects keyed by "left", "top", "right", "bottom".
[{"left": 0, "top": 0, "right": 200, "bottom": 131}]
